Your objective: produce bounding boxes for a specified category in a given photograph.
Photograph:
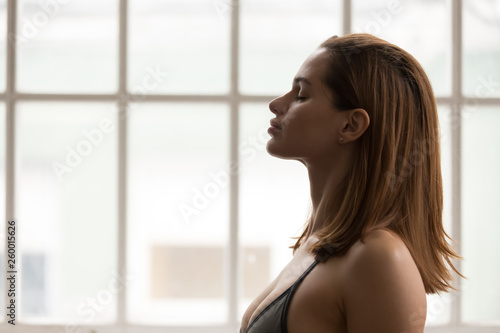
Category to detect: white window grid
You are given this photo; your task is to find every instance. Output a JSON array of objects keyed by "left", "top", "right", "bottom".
[{"left": 1, "top": 0, "right": 499, "bottom": 332}]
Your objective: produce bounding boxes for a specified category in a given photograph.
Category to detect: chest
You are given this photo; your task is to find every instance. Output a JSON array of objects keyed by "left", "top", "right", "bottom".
[
  {"left": 241, "top": 258, "right": 316, "bottom": 332},
  {"left": 286, "top": 262, "right": 347, "bottom": 333},
  {"left": 241, "top": 258, "right": 346, "bottom": 333}
]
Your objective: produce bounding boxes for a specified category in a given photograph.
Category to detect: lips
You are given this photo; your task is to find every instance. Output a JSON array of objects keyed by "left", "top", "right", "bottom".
[{"left": 270, "top": 119, "right": 282, "bottom": 129}]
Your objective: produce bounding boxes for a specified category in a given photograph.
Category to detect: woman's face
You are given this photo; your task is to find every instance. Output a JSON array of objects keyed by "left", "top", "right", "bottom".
[{"left": 266, "top": 48, "right": 345, "bottom": 164}]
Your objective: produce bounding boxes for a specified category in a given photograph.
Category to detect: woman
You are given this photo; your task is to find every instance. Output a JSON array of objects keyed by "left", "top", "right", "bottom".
[{"left": 240, "top": 33, "right": 462, "bottom": 333}]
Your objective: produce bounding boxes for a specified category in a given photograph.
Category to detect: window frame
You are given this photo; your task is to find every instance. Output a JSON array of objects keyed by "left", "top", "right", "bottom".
[{"left": 1, "top": 0, "right": 500, "bottom": 332}]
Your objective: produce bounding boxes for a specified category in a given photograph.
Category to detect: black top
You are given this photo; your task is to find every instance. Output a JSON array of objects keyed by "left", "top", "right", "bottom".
[{"left": 241, "top": 260, "right": 319, "bottom": 333}]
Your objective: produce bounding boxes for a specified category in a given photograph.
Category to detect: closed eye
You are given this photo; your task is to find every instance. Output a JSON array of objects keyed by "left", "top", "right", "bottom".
[{"left": 295, "top": 96, "right": 306, "bottom": 101}]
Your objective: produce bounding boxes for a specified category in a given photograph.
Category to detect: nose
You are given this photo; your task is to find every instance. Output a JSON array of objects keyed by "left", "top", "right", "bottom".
[{"left": 269, "top": 95, "right": 285, "bottom": 115}]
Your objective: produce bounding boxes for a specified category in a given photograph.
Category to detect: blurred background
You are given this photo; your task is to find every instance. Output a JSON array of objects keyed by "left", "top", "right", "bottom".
[{"left": 0, "top": 0, "right": 499, "bottom": 332}]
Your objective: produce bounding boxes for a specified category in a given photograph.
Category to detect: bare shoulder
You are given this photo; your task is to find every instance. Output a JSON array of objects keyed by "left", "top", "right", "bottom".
[
  {"left": 348, "top": 228, "right": 414, "bottom": 267},
  {"left": 340, "top": 229, "right": 427, "bottom": 333}
]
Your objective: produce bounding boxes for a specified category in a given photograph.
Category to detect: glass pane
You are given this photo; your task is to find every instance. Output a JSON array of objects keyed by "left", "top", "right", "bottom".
[
  {"left": 16, "top": 0, "right": 118, "bottom": 93},
  {"left": 425, "top": 106, "right": 453, "bottom": 326},
  {"left": 127, "top": 103, "right": 229, "bottom": 325},
  {"left": 0, "top": 103, "right": 5, "bottom": 320},
  {"left": 463, "top": 0, "right": 500, "bottom": 97},
  {"left": 240, "top": 0, "right": 341, "bottom": 95},
  {"left": 129, "top": 0, "right": 229, "bottom": 94},
  {"left": 352, "top": 0, "right": 451, "bottom": 97},
  {"left": 462, "top": 107, "right": 500, "bottom": 323},
  {"left": 18, "top": 102, "right": 118, "bottom": 323},
  {"left": 438, "top": 106, "right": 454, "bottom": 237},
  {"left": 0, "top": 0, "right": 6, "bottom": 92},
  {"left": 238, "top": 103, "right": 310, "bottom": 317}
]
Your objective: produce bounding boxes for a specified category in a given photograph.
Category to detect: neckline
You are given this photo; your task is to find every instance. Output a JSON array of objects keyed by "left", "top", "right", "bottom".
[{"left": 242, "top": 260, "right": 319, "bottom": 333}]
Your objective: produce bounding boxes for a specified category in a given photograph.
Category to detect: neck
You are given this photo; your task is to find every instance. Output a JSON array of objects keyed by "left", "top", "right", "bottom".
[{"left": 303, "top": 154, "right": 352, "bottom": 238}]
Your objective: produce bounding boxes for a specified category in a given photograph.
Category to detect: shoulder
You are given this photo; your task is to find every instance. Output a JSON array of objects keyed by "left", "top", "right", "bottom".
[
  {"left": 346, "top": 228, "right": 414, "bottom": 273},
  {"left": 340, "top": 229, "right": 427, "bottom": 332}
]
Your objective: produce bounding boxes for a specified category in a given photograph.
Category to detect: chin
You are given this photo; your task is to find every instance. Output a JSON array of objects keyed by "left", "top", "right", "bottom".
[
  {"left": 265, "top": 140, "right": 283, "bottom": 158},
  {"left": 266, "top": 141, "right": 301, "bottom": 161}
]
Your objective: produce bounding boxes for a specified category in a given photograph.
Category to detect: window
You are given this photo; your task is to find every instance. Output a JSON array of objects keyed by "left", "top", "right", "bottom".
[{"left": 1, "top": 0, "right": 499, "bottom": 332}]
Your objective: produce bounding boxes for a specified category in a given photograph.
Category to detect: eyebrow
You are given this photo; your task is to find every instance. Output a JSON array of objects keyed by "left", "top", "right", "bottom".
[{"left": 293, "top": 77, "right": 312, "bottom": 86}]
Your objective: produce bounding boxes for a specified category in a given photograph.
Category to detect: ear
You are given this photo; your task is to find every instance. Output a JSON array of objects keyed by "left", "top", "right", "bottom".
[{"left": 339, "top": 108, "right": 370, "bottom": 143}]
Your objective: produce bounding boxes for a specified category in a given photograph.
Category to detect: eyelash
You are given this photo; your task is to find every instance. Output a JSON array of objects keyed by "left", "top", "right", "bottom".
[{"left": 295, "top": 96, "right": 306, "bottom": 101}]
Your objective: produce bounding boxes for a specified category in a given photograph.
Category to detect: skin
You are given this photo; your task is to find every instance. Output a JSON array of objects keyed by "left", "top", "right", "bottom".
[
  {"left": 266, "top": 48, "right": 369, "bottom": 232},
  {"left": 240, "top": 48, "right": 427, "bottom": 333}
]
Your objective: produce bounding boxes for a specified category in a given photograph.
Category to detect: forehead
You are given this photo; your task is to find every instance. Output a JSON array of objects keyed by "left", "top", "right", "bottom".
[{"left": 294, "top": 48, "right": 329, "bottom": 85}]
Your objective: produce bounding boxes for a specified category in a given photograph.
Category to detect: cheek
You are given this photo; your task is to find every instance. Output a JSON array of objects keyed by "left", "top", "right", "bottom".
[
  {"left": 284, "top": 116, "right": 337, "bottom": 154},
  {"left": 300, "top": 129, "right": 337, "bottom": 155},
  {"left": 267, "top": 104, "right": 340, "bottom": 159},
  {"left": 286, "top": 112, "right": 335, "bottom": 141}
]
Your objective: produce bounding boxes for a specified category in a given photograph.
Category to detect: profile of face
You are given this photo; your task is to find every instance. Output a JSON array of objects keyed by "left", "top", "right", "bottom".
[{"left": 267, "top": 48, "right": 351, "bottom": 166}]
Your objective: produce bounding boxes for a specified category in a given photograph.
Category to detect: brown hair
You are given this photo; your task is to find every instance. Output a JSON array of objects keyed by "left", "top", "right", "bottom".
[{"left": 292, "top": 33, "right": 462, "bottom": 294}]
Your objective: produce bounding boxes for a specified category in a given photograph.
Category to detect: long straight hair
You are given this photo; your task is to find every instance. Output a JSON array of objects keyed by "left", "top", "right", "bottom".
[{"left": 292, "top": 33, "right": 462, "bottom": 294}]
